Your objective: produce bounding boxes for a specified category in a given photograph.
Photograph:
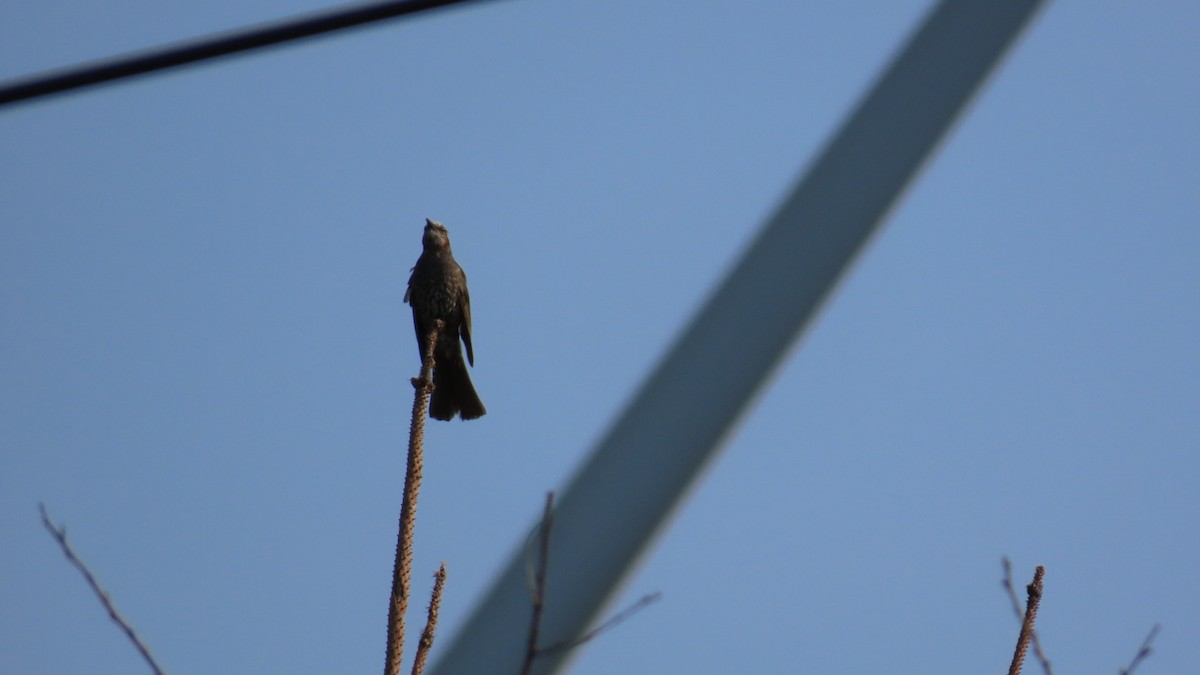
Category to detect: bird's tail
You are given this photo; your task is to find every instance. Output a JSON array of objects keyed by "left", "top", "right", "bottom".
[{"left": 430, "top": 356, "right": 486, "bottom": 421}]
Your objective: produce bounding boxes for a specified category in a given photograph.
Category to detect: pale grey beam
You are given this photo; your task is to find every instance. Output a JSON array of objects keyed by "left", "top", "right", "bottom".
[{"left": 432, "top": 1, "right": 1046, "bottom": 673}]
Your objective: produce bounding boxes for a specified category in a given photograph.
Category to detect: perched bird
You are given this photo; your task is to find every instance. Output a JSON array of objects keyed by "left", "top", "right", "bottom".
[{"left": 404, "top": 218, "right": 486, "bottom": 421}]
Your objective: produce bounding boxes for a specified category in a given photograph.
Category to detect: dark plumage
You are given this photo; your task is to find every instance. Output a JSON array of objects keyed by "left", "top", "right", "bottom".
[{"left": 404, "top": 219, "right": 486, "bottom": 421}]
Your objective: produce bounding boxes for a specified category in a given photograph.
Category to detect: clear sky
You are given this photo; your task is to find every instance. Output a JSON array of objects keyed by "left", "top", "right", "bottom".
[{"left": 2, "top": 1, "right": 1197, "bottom": 673}]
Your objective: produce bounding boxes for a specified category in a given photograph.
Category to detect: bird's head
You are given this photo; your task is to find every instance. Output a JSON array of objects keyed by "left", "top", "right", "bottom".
[{"left": 422, "top": 218, "right": 452, "bottom": 251}]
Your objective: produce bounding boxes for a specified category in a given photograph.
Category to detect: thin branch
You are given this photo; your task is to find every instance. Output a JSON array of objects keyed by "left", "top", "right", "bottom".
[
  {"left": 1002, "top": 557, "right": 1053, "bottom": 675},
  {"left": 1119, "top": 624, "right": 1161, "bottom": 675},
  {"left": 411, "top": 563, "right": 448, "bottom": 675},
  {"left": 540, "top": 592, "right": 663, "bottom": 655},
  {"left": 38, "top": 504, "right": 167, "bottom": 675},
  {"left": 1007, "top": 565, "right": 1045, "bottom": 675},
  {"left": 1002, "top": 557, "right": 1025, "bottom": 618},
  {"left": 385, "top": 321, "right": 440, "bottom": 675},
  {"left": 521, "top": 492, "right": 556, "bottom": 675},
  {"left": 518, "top": 490, "right": 659, "bottom": 669}
]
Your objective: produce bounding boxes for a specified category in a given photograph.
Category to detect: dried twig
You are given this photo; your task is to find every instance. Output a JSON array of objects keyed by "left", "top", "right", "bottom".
[
  {"left": 39, "top": 503, "right": 167, "bottom": 675},
  {"left": 385, "top": 321, "right": 440, "bottom": 675},
  {"left": 541, "top": 592, "right": 663, "bottom": 655},
  {"left": 411, "top": 563, "right": 447, "bottom": 675},
  {"left": 519, "top": 491, "right": 660, "bottom": 670},
  {"left": 1007, "top": 565, "right": 1045, "bottom": 675},
  {"left": 521, "top": 492, "right": 556, "bottom": 675},
  {"left": 1119, "top": 624, "right": 1161, "bottom": 675},
  {"left": 1002, "top": 557, "right": 1053, "bottom": 675}
]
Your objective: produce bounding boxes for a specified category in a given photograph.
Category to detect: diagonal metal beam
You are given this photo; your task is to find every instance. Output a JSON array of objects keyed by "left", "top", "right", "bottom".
[
  {"left": 0, "top": 0, "right": 499, "bottom": 107},
  {"left": 433, "top": 1, "right": 1046, "bottom": 673}
]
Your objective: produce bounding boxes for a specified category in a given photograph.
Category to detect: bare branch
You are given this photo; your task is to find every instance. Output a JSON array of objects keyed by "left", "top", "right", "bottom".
[
  {"left": 519, "top": 490, "right": 659, "bottom": 670},
  {"left": 541, "top": 592, "right": 663, "bottom": 655},
  {"left": 521, "top": 492, "right": 556, "bottom": 675},
  {"left": 39, "top": 503, "right": 167, "bottom": 675},
  {"left": 1119, "top": 624, "right": 1161, "bottom": 675},
  {"left": 385, "top": 321, "right": 440, "bottom": 675},
  {"left": 1002, "top": 557, "right": 1025, "bottom": 618},
  {"left": 1002, "top": 557, "right": 1053, "bottom": 675},
  {"left": 411, "top": 563, "right": 447, "bottom": 675},
  {"left": 1007, "top": 565, "right": 1045, "bottom": 675}
]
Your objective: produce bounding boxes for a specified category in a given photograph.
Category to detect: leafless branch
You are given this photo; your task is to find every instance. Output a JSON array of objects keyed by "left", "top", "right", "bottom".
[
  {"left": 1002, "top": 557, "right": 1053, "bottom": 675},
  {"left": 385, "top": 321, "right": 440, "bottom": 675},
  {"left": 1119, "top": 623, "right": 1161, "bottom": 675},
  {"left": 541, "top": 592, "right": 663, "bottom": 655},
  {"left": 520, "top": 492, "right": 556, "bottom": 675},
  {"left": 411, "top": 563, "right": 447, "bottom": 675},
  {"left": 519, "top": 491, "right": 660, "bottom": 670},
  {"left": 39, "top": 503, "right": 167, "bottom": 675},
  {"left": 1007, "top": 565, "right": 1045, "bottom": 675}
]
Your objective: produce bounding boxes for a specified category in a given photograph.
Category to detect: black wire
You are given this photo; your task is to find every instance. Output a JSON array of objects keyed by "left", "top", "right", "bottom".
[{"left": 0, "top": 0, "right": 496, "bottom": 108}]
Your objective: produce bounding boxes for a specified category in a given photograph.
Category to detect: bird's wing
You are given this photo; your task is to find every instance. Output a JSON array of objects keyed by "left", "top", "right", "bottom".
[
  {"left": 404, "top": 269, "right": 425, "bottom": 361},
  {"left": 411, "top": 308, "right": 429, "bottom": 363},
  {"left": 459, "top": 272, "right": 475, "bottom": 367}
]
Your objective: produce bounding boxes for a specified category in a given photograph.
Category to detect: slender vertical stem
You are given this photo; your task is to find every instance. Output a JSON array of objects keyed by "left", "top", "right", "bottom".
[
  {"left": 521, "top": 492, "right": 556, "bottom": 675},
  {"left": 385, "top": 322, "right": 441, "bottom": 675},
  {"left": 1002, "top": 557, "right": 1053, "bottom": 675},
  {"left": 412, "top": 563, "right": 448, "bottom": 675},
  {"left": 1007, "top": 566, "right": 1045, "bottom": 675}
]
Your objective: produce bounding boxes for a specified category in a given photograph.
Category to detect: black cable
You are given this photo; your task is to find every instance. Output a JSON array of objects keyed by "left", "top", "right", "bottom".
[{"left": 0, "top": 0, "right": 496, "bottom": 107}]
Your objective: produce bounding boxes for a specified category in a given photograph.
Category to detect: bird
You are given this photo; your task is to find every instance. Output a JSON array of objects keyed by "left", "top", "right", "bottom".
[{"left": 404, "top": 218, "right": 486, "bottom": 421}]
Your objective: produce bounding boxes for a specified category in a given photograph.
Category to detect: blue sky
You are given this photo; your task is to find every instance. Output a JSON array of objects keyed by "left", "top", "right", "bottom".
[{"left": 2, "top": 1, "right": 1197, "bottom": 673}]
